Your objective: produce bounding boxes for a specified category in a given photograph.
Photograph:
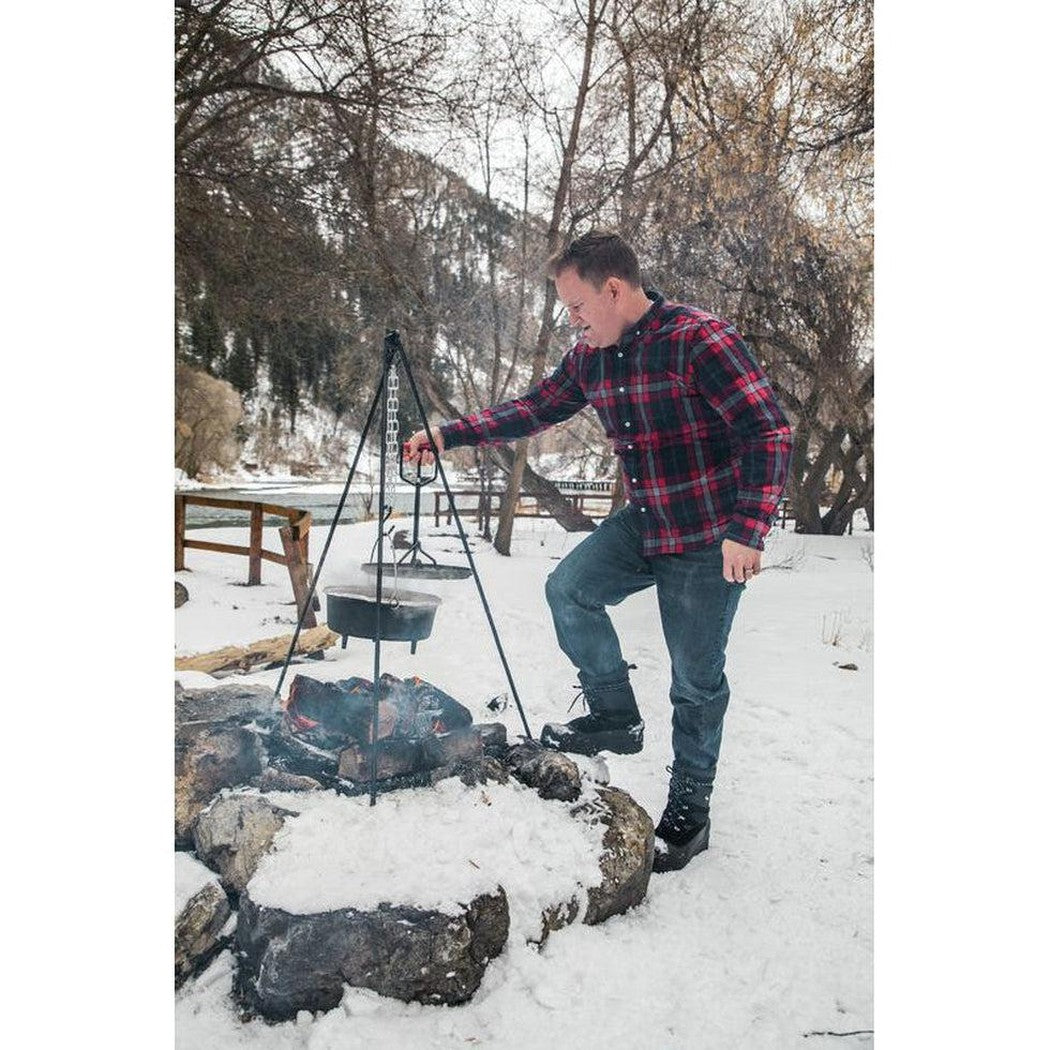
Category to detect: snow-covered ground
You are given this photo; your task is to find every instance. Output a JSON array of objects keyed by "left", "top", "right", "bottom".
[{"left": 175, "top": 506, "right": 873, "bottom": 1048}]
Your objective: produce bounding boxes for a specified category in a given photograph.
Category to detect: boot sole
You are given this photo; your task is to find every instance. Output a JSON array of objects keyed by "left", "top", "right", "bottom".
[
  {"left": 652, "top": 822, "right": 710, "bottom": 873},
  {"left": 539, "top": 724, "right": 644, "bottom": 757}
]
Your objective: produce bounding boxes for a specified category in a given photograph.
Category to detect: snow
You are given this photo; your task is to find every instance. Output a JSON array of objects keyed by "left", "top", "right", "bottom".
[
  {"left": 175, "top": 507, "right": 873, "bottom": 1047},
  {"left": 247, "top": 779, "right": 607, "bottom": 936},
  {"left": 175, "top": 851, "right": 221, "bottom": 918}
]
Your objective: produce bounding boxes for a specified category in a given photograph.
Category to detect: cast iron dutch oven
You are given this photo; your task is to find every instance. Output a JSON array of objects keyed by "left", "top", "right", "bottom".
[{"left": 325, "top": 584, "right": 441, "bottom": 643}]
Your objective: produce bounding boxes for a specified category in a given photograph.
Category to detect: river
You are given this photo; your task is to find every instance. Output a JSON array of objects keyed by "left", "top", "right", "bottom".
[{"left": 178, "top": 481, "right": 438, "bottom": 530}]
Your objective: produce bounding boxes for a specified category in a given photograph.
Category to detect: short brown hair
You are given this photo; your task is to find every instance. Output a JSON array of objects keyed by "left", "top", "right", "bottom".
[{"left": 547, "top": 231, "right": 642, "bottom": 288}]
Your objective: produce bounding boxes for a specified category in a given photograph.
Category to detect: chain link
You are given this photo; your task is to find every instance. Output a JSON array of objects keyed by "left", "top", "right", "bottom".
[{"left": 385, "top": 369, "right": 400, "bottom": 463}]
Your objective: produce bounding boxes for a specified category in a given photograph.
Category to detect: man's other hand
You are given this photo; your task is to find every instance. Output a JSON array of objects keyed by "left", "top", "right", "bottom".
[
  {"left": 721, "top": 538, "right": 761, "bottom": 584},
  {"left": 404, "top": 428, "right": 445, "bottom": 466}
]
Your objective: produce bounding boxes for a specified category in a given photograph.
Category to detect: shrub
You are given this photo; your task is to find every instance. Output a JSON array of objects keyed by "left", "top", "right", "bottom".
[{"left": 175, "top": 362, "right": 244, "bottom": 477}]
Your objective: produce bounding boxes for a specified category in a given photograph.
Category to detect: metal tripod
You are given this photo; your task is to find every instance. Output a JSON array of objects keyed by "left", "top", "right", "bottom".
[{"left": 272, "top": 329, "right": 532, "bottom": 805}]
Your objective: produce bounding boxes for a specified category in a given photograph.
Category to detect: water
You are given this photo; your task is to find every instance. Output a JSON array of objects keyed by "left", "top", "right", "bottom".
[{"left": 179, "top": 483, "right": 430, "bottom": 530}]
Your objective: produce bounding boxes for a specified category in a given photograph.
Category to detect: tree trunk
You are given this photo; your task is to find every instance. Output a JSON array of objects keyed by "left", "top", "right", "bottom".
[
  {"left": 793, "top": 422, "right": 845, "bottom": 533},
  {"left": 493, "top": 442, "right": 529, "bottom": 555},
  {"left": 609, "top": 470, "right": 626, "bottom": 514},
  {"left": 489, "top": 0, "right": 604, "bottom": 554},
  {"left": 477, "top": 448, "right": 493, "bottom": 541}
]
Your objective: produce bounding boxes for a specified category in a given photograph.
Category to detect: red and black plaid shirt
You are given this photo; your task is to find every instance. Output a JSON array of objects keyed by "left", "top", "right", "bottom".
[{"left": 440, "top": 290, "right": 793, "bottom": 554}]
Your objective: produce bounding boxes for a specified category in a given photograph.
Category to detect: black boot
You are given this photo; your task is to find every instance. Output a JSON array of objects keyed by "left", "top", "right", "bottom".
[
  {"left": 540, "top": 668, "right": 644, "bottom": 757},
  {"left": 652, "top": 766, "right": 712, "bottom": 873}
]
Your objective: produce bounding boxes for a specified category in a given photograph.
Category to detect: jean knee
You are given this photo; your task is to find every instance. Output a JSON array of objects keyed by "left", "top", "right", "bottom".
[{"left": 545, "top": 567, "right": 570, "bottom": 610}]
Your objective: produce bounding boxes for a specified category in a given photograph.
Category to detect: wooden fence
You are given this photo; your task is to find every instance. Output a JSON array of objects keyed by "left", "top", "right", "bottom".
[
  {"left": 174, "top": 494, "right": 318, "bottom": 627},
  {"left": 432, "top": 489, "right": 615, "bottom": 527}
]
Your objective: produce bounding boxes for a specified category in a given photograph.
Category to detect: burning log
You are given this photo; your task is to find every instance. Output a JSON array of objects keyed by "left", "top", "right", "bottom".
[
  {"left": 284, "top": 674, "right": 471, "bottom": 747},
  {"left": 279, "top": 673, "right": 481, "bottom": 789},
  {"left": 337, "top": 738, "right": 423, "bottom": 782}
]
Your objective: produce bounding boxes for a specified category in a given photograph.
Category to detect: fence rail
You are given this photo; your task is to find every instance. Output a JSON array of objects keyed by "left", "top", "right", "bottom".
[
  {"left": 174, "top": 494, "right": 318, "bottom": 626},
  {"left": 432, "top": 489, "right": 615, "bottom": 527}
]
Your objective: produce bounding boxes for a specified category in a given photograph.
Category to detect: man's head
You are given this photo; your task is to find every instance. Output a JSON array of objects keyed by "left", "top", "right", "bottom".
[{"left": 548, "top": 231, "right": 651, "bottom": 348}]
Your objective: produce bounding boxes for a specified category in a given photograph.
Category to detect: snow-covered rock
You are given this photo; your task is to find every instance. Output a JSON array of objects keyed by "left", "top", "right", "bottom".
[
  {"left": 193, "top": 793, "right": 298, "bottom": 894},
  {"left": 175, "top": 722, "right": 266, "bottom": 846},
  {"left": 505, "top": 741, "right": 583, "bottom": 802},
  {"left": 175, "top": 682, "right": 282, "bottom": 727},
  {"left": 574, "top": 786, "right": 655, "bottom": 925},
  {"left": 175, "top": 853, "right": 231, "bottom": 988},
  {"left": 234, "top": 886, "right": 510, "bottom": 1019}
]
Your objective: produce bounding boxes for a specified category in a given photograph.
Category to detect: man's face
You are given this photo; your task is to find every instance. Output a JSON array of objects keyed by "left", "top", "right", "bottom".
[{"left": 554, "top": 266, "right": 621, "bottom": 349}]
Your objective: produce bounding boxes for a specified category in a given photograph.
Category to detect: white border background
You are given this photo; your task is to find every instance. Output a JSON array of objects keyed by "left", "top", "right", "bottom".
[{"left": 4, "top": 2, "right": 1046, "bottom": 1044}]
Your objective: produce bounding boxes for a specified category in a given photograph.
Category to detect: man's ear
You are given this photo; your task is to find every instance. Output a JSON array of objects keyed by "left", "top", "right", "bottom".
[{"left": 607, "top": 277, "right": 621, "bottom": 301}]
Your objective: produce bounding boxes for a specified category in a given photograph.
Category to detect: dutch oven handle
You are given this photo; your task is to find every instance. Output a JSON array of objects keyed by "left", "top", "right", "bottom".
[
  {"left": 399, "top": 440, "right": 437, "bottom": 487},
  {"left": 366, "top": 505, "right": 397, "bottom": 566}
]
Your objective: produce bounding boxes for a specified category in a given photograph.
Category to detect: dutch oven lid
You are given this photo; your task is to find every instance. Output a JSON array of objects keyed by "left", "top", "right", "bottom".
[{"left": 325, "top": 583, "right": 441, "bottom": 608}]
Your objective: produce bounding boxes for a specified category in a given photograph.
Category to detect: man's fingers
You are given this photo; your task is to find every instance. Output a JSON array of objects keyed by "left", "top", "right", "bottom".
[
  {"left": 403, "top": 431, "right": 438, "bottom": 465},
  {"left": 721, "top": 539, "right": 762, "bottom": 585},
  {"left": 723, "top": 557, "right": 759, "bottom": 584}
]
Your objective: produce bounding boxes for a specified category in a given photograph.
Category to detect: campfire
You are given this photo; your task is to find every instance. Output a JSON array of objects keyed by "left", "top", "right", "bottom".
[
  {"left": 271, "top": 673, "right": 503, "bottom": 792},
  {"left": 175, "top": 675, "right": 656, "bottom": 1018}
]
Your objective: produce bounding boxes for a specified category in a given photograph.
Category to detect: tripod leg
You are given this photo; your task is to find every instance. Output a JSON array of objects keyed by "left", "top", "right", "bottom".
[
  {"left": 272, "top": 370, "right": 386, "bottom": 704},
  {"left": 393, "top": 337, "right": 532, "bottom": 740}
]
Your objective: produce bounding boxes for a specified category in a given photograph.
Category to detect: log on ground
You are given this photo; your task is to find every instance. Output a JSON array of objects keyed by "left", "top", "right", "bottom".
[{"left": 175, "top": 626, "right": 339, "bottom": 676}]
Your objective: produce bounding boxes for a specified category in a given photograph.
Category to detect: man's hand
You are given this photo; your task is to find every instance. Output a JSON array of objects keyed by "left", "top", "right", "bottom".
[
  {"left": 721, "top": 538, "right": 761, "bottom": 584},
  {"left": 404, "top": 428, "right": 445, "bottom": 466}
]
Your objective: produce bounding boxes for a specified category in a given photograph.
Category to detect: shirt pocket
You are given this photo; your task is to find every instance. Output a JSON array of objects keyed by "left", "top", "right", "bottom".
[{"left": 651, "top": 370, "right": 699, "bottom": 429}]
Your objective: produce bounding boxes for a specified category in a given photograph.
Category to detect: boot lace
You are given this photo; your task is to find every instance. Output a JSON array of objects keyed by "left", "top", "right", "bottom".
[
  {"left": 658, "top": 766, "right": 710, "bottom": 838},
  {"left": 566, "top": 663, "right": 638, "bottom": 714},
  {"left": 567, "top": 687, "right": 589, "bottom": 716}
]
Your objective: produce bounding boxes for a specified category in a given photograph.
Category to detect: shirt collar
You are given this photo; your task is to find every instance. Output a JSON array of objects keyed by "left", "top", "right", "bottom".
[{"left": 616, "top": 287, "right": 665, "bottom": 348}]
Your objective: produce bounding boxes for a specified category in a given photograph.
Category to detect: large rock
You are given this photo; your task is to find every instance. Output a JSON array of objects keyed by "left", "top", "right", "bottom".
[
  {"left": 529, "top": 785, "right": 653, "bottom": 945},
  {"left": 476, "top": 722, "right": 508, "bottom": 756},
  {"left": 454, "top": 755, "right": 510, "bottom": 788},
  {"left": 573, "top": 786, "right": 654, "bottom": 924},
  {"left": 175, "top": 722, "right": 265, "bottom": 846},
  {"left": 252, "top": 767, "right": 323, "bottom": 793},
  {"left": 504, "top": 742, "right": 582, "bottom": 802},
  {"left": 175, "top": 682, "right": 282, "bottom": 727},
  {"left": 234, "top": 887, "right": 509, "bottom": 1020},
  {"left": 193, "top": 794, "right": 298, "bottom": 894},
  {"left": 175, "top": 853, "right": 231, "bottom": 988}
]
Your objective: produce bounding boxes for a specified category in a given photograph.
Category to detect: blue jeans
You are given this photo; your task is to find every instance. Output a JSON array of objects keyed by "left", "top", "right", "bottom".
[{"left": 544, "top": 504, "right": 745, "bottom": 788}]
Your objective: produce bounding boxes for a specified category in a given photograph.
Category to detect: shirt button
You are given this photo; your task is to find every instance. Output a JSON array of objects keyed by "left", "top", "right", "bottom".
[
  {"left": 624, "top": 421, "right": 631, "bottom": 427},
  {"left": 631, "top": 477, "right": 638, "bottom": 483},
  {"left": 619, "top": 386, "right": 625, "bottom": 393},
  {"left": 640, "top": 507, "right": 647, "bottom": 513},
  {"left": 617, "top": 352, "right": 624, "bottom": 358},
  {"left": 627, "top": 444, "right": 633, "bottom": 450}
]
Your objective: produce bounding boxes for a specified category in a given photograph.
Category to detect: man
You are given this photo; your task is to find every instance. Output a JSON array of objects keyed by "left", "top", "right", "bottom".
[{"left": 405, "top": 231, "right": 792, "bottom": 871}]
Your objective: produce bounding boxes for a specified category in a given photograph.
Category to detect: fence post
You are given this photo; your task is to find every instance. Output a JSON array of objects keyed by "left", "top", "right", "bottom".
[
  {"left": 296, "top": 516, "right": 319, "bottom": 612},
  {"left": 279, "top": 525, "right": 317, "bottom": 628},
  {"left": 248, "top": 504, "right": 263, "bottom": 584},
  {"left": 175, "top": 494, "right": 186, "bottom": 571}
]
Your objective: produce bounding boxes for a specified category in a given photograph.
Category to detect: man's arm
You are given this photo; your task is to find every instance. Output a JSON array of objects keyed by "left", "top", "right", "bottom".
[
  {"left": 687, "top": 320, "right": 793, "bottom": 575},
  {"left": 406, "top": 354, "right": 588, "bottom": 463}
]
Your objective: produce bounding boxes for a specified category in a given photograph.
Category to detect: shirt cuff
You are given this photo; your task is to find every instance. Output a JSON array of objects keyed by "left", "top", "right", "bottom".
[
  {"left": 725, "top": 514, "right": 770, "bottom": 551},
  {"left": 439, "top": 421, "right": 468, "bottom": 451}
]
